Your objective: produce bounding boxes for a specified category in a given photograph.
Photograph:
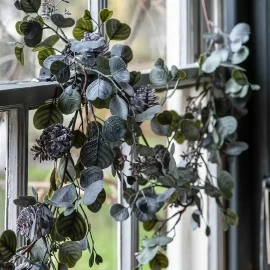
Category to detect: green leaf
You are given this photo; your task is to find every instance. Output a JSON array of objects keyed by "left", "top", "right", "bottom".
[
  {"left": 123, "top": 188, "right": 136, "bottom": 204},
  {"left": 82, "top": 10, "right": 92, "bottom": 21},
  {"left": 14, "top": 46, "right": 24, "bottom": 66},
  {"left": 80, "top": 138, "right": 113, "bottom": 169},
  {"left": 150, "top": 116, "right": 171, "bottom": 137},
  {"left": 232, "top": 70, "right": 248, "bottom": 86},
  {"left": 157, "top": 111, "right": 173, "bottom": 125},
  {"left": 205, "top": 182, "right": 222, "bottom": 198},
  {"left": 173, "top": 131, "right": 185, "bottom": 144},
  {"left": 87, "top": 189, "right": 106, "bottom": 213},
  {"left": 73, "top": 17, "right": 94, "bottom": 40},
  {"left": 58, "top": 156, "right": 76, "bottom": 183},
  {"left": 15, "top": 21, "right": 23, "bottom": 35},
  {"left": 109, "top": 95, "right": 128, "bottom": 120},
  {"left": 86, "top": 79, "right": 112, "bottom": 101},
  {"left": 99, "top": 8, "right": 113, "bottom": 23},
  {"left": 135, "top": 105, "right": 162, "bottom": 122},
  {"left": 224, "top": 208, "right": 238, "bottom": 226},
  {"left": 58, "top": 90, "right": 81, "bottom": 115},
  {"left": 72, "top": 130, "right": 87, "bottom": 149},
  {"left": 38, "top": 48, "right": 55, "bottom": 67},
  {"left": 0, "top": 230, "right": 17, "bottom": 262},
  {"left": 217, "top": 171, "right": 234, "bottom": 200},
  {"left": 171, "top": 65, "right": 186, "bottom": 80},
  {"left": 50, "top": 61, "right": 70, "bottom": 83},
  {"left": 21, "top": 0, "right": 41, "bottom": 13},
  {"left": 106, "top": 19, "right": 131, "bottom": 41},
  {"left": 103, "top": 116, "right": 127, "bottom": 142},
  {"left": 110, "top": 203, "right": 129, "bottom": 221},
  {"left": 51, "top": 14, "right": 75, "bottom": 28},
  {"left": 129, "top": 71, "right": 141, "bottom": 86},
  {"left": 231, "top": 46, "right": 249, "bottom": 64},
  {"left": 58, "top": 241, "right": 82, "bottom": 268},
  {"left": 32, "top": 35, "right": 60, "bottom": 52},
  {"left": 143, "top": 220, "right": 158, "bottom": 232},
  {"left": 180, "top": 119, "right": 200, "bottom": 141},
  {"left": 33, "top": 104, "right": 63, "bottom": 130},
  {"left": 111, "top": 44, "right": 133, "bottom": 64},
  {"left": 150, "top": 58, "right": 169, "bottom": 86},
  {"left": 30, "top": 238, "right": 48, "bottom": 263},
  {"left": 56, "top": 212, "right": 87, "bottom": 241},
  {"left": 50, "top": 168, "right": 57, "bottom": 191},
  {"left": 149, "top": 253, "right": 169, "bottom": 270}
]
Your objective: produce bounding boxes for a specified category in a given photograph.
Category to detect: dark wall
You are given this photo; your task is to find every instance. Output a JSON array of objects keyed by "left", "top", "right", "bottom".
[{"left": 225, "top": 0, "right": 270, "bottom": 269}]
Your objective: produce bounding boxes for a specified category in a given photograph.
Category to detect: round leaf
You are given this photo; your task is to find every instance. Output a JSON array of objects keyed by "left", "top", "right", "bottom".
[
  {"left": 21, "top": 0, "right": 41, "bottom": 13},
  {"left": 109, "top": 56, "right": 130, "bottom": 83},
  {"left": 99, "top": 9, "right": 113, "bottom": 23},
  {"left": 58, "top": 241, "right": 82, "bottom": 268},
  {"left": 38, "top": 48, "right": 55, "bottom": 67},
  {"left": 202, "top": 54, "right": 221, "bottom": 73},
  {"left": 72, "top": 130, "right": 87, "bottom": 149},
  {"left": 48, "top": 184, "right": 76, "bottom": 207},
  {"left": 86, "top": 79, "right": 112, "bottom": 101},
  {"left": 87, "top": 189, "right": 106, "bottom": 213},
  {"left": 231, "top": 46, "right": 250, "bottom": 64},
  {"left": 50, "top": 61, "right": 70, "bottom": 83},
  {"left": 129, "top": 71, "right": 141, "bottom": 86},
  {"left": 73, "top": 17, "right": 94, "bottom": 40},
  {"left": 83, "top": 180, "right": 104, "bottom": 205},
  {"left": 180, "top": 119, "right": 200, "bottom": 141},
  {"left": 0, "top": 230, "right": 17, "bottom": 262},
  {"left": 80, "top": 166, "right": 103, "bottom": 188},
  {"left": 149, "top": 253, "right": 169, "bottom": 270},
  {"left": 80, "top": 138, "right": 113, "bottom": 169},
  {"left": 58, "top": 90, "right": 81, "bottom": 115},
  {"left": 33, "top": 104, "right": 63, "bottom": 130},
  {"left": 217, "top": 171, "right": 234, "bottom": 200},
  {"left": 56, "top": 212, "right": 87, "bottom": 241},
  {"left": 43, "top": 55, "right": 66, "bottom": 69},
  {"left": 110, "top": 203, "right": 129, "bottom": 221},
  {"left": 32, "top": 35, "right": 60, "bottom": 52},
  {"left": 106, "top": 19, "right": 131, "bottom": 41},
  {"left": 225, "top": 141, "right": 249, "bottom": 156},
  {"left": 109, "top": 95, "right": 128, "bottom": 120},
  {"left": 103, "top": 116, "right": 127, "bottom": 142},
  {"left": 51, "top": 14, "right": 75, "bottom": 28},
  {"left": 224, "top": 208, "right": 239, "bottom": 226},
  {"left": 150, "top": 59, "right": 169, "bottom": 86},
  {"left": 111, "top": 44, "right": 133, "bottom": 64}
]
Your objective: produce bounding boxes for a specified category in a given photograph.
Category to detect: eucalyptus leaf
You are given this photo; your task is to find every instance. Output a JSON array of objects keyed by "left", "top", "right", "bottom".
[
  {"left": 103, "top": 116, "right": 127, "bottom": 142},
  {"left": 135, "top": 105, "right": 162, "bottom": 122},
  {"left": 86, "top": 79, "right": 112, "bottom": 101},
  {"left": 58, "top": 90, "right": 81, "bottom": 115},
  {"left": 138, "top": 246, "right": 159, "bottom": 265},
  {"left": 80, "top": 166, "right": 103, "bottom": 188},
  {"left": 157, "top": 188, "right": 176, "bottom": 203},
  {"left": 70, "top": 40, "right": 103, "bottom": 53},
  {"left": 83, "top": 180, "right": 104, "bottom": 205},
  {"left": 143, "top": 236, "right": 173, "bottom": 248},
  {"left": 109, "top": 95, "right": 128, "bottom": 120},
  {"left": 202, "top": 54, "right": 221, "bottom": 73},
  {"left": 150, "top": 116, "right": 171, "bottom": 137},
  {"left": 180, "top": 119, "right": 200, "bottom": 141},
  {"left": 47, "top": 184, "right": 76, "bottom": 207},
  {"left": 111, "top": 44, "right": 133, "bottom": 64},
  {"left": 136, "top": 196, "right": 163, "bottom": 214},
  {"left": 110, "top": 203, "right": 129, "bottom": 221},
  {"left": 58, "top": 156, "right": 76, "bottom": 182},
  {"left": 109, "top": 56, "right": 130, "bottom": 83},
  {"left": 217, "top": 171, "right": 234, "bottom": 200},
  {"left": 87, "top": 189, "right": 106, "bottom": 213},
  {"left": 231, "top": 46, "right": 249, "bottom": 64},
  {"left": 43, "top": 55, "right": 67, "bottom": 69},
  {"left": 225, "top": 141, "right": 249, "bottom": 156},
  {"left": 229, "top": 23, "right": 250, "bottom": 44},
  {"left": 150, "top": 58, "right": 169, "bottom": 86}
]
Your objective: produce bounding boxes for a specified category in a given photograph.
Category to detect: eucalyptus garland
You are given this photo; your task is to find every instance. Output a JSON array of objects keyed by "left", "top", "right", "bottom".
[{"left": 0, "top": 0, "right": 260, "bottom": 269}]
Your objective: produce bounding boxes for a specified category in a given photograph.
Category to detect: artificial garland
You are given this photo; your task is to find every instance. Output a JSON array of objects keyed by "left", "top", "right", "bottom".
[{"left": 0, "top": 0, "right": 260, "bottom": 269}]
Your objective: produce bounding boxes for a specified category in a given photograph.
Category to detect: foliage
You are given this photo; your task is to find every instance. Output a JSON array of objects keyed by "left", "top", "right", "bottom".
[{"left": 6, "top": 1, "right": 259, "bottom": 269}]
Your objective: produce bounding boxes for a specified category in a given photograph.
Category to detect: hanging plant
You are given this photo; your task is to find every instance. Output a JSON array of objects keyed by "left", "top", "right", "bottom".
[{"left": 3, "top": 0, "right": 260, "bottom": 269}]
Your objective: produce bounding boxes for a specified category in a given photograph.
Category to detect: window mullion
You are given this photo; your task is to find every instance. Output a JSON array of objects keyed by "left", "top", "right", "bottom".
[{"left": 5, "top": 105, "right": 28, "bottom": 232}]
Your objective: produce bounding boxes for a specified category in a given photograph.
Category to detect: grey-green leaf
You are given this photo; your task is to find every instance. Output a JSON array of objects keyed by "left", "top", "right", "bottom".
[
  {"left": 48, "top": 184, "right": 76, "bottom": 207},
  {"left": 83, "top": 180, "right": 104, "bottom": 205},
  {"left": 225, "top": 141, "right": 249, "bottom": 156},
  {"left": 58, "top": 241, "right": 82, "bottom": 268},
  {"left": 110, "top": 203, "right": 129, "bottom": 221},
  {"left": 103, "top": 116, "right": 127, "bottom": 142},
  {"left": 231, "top": 46, "right": 249, "bottom": 64},
  {"left": 217, "top": 171, "right": 234, "bottom": 200},
  {"left": 80, "top": 166, "right": 104, "bottom": 188},
  {"left": 50, "top": 61, "right": 70, "bottom": 83},
  {"left": 111, "top": 44, "right": 133, "bottom": 64},
  {"left": 86, "top": 79, "right": 112, "bottom": 101},
  {"left": 180, "top": 119, "right": 200, "bottom": 141},
  {"left": 109, "top": 95, "right": 128, "bottom": 120},
  {"left": 135, "top": 105, "right": 162, "bottom": 122},
  {"left": 109, "top": 56, "right": 130, "bottom": 83},
  {"left": 58, "top": 90, "right": 81, "bottom": 115}
]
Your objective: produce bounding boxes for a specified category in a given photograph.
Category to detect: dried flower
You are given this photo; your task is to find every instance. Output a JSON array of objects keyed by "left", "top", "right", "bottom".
[
  {"left": 17, "top": 203, "right": 54, "bottom": 240},
  {"left": 130, "top": 86, "right": 159, "bottom": 114},
  {"left": 31, "top": 124, "right": 73, "bottom": 162}
]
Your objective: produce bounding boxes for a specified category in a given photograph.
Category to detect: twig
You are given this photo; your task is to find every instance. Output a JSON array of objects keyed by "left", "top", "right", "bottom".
[{"left": 201, "top": 0, "right": 211, "bottom": 33}]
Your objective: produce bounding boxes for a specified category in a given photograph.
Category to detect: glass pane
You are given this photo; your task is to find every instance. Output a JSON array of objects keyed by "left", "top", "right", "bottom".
[
  {"left": 0, "top": 0, "right": 88, "bottom": 82},
  {"left": 108, "top": 0, "right": 167, "bottom": 70},
  {"left": 28, "top": 109, "right": 117, "bottom": 269},
  {"left": 0, "top": 112, "right": 7, "bottom": 232}
]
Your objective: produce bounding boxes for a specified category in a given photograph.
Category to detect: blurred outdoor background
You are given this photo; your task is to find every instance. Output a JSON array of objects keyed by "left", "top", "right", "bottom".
[{"left": 0, "top": 0, "right": 168, "bottom": 269}]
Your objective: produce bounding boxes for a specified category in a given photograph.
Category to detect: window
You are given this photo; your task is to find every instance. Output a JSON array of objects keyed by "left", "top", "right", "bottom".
[{"left": 0, "top": 1, "right": 224, "bottom": 270}]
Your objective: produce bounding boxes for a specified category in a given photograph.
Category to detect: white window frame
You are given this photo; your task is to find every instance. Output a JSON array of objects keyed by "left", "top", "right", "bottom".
[{"left": 0, "top": 1, "right": 225, "bottom": 269}]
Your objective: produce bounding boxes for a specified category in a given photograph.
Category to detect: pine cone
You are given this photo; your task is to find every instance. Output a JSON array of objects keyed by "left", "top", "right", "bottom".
[
  {"left": 153, "top": 145, "right": 170, "bottom": 169},
  {"left": 130, "top": 86, "right": 159, "bottom": 114},
  {"left": 31, "top": 124, "right": 73, "bottom": 162},
  {"left": 17, "top": 203, "right": 54, "bottom": 240},
  {"left": 81, "top": 32, "right": 110, "bottom": 57}
]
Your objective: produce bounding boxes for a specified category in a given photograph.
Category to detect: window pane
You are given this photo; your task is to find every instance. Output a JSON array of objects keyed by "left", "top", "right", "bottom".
[
  {"left": 0, "top": 112, "right": 7, "bottom": 231},
  {"left": 28, "top": 109, "right": 117, "bottom": 269},
  {"left": 0, "top": 0, "right": 88, "bottom": 82}
]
